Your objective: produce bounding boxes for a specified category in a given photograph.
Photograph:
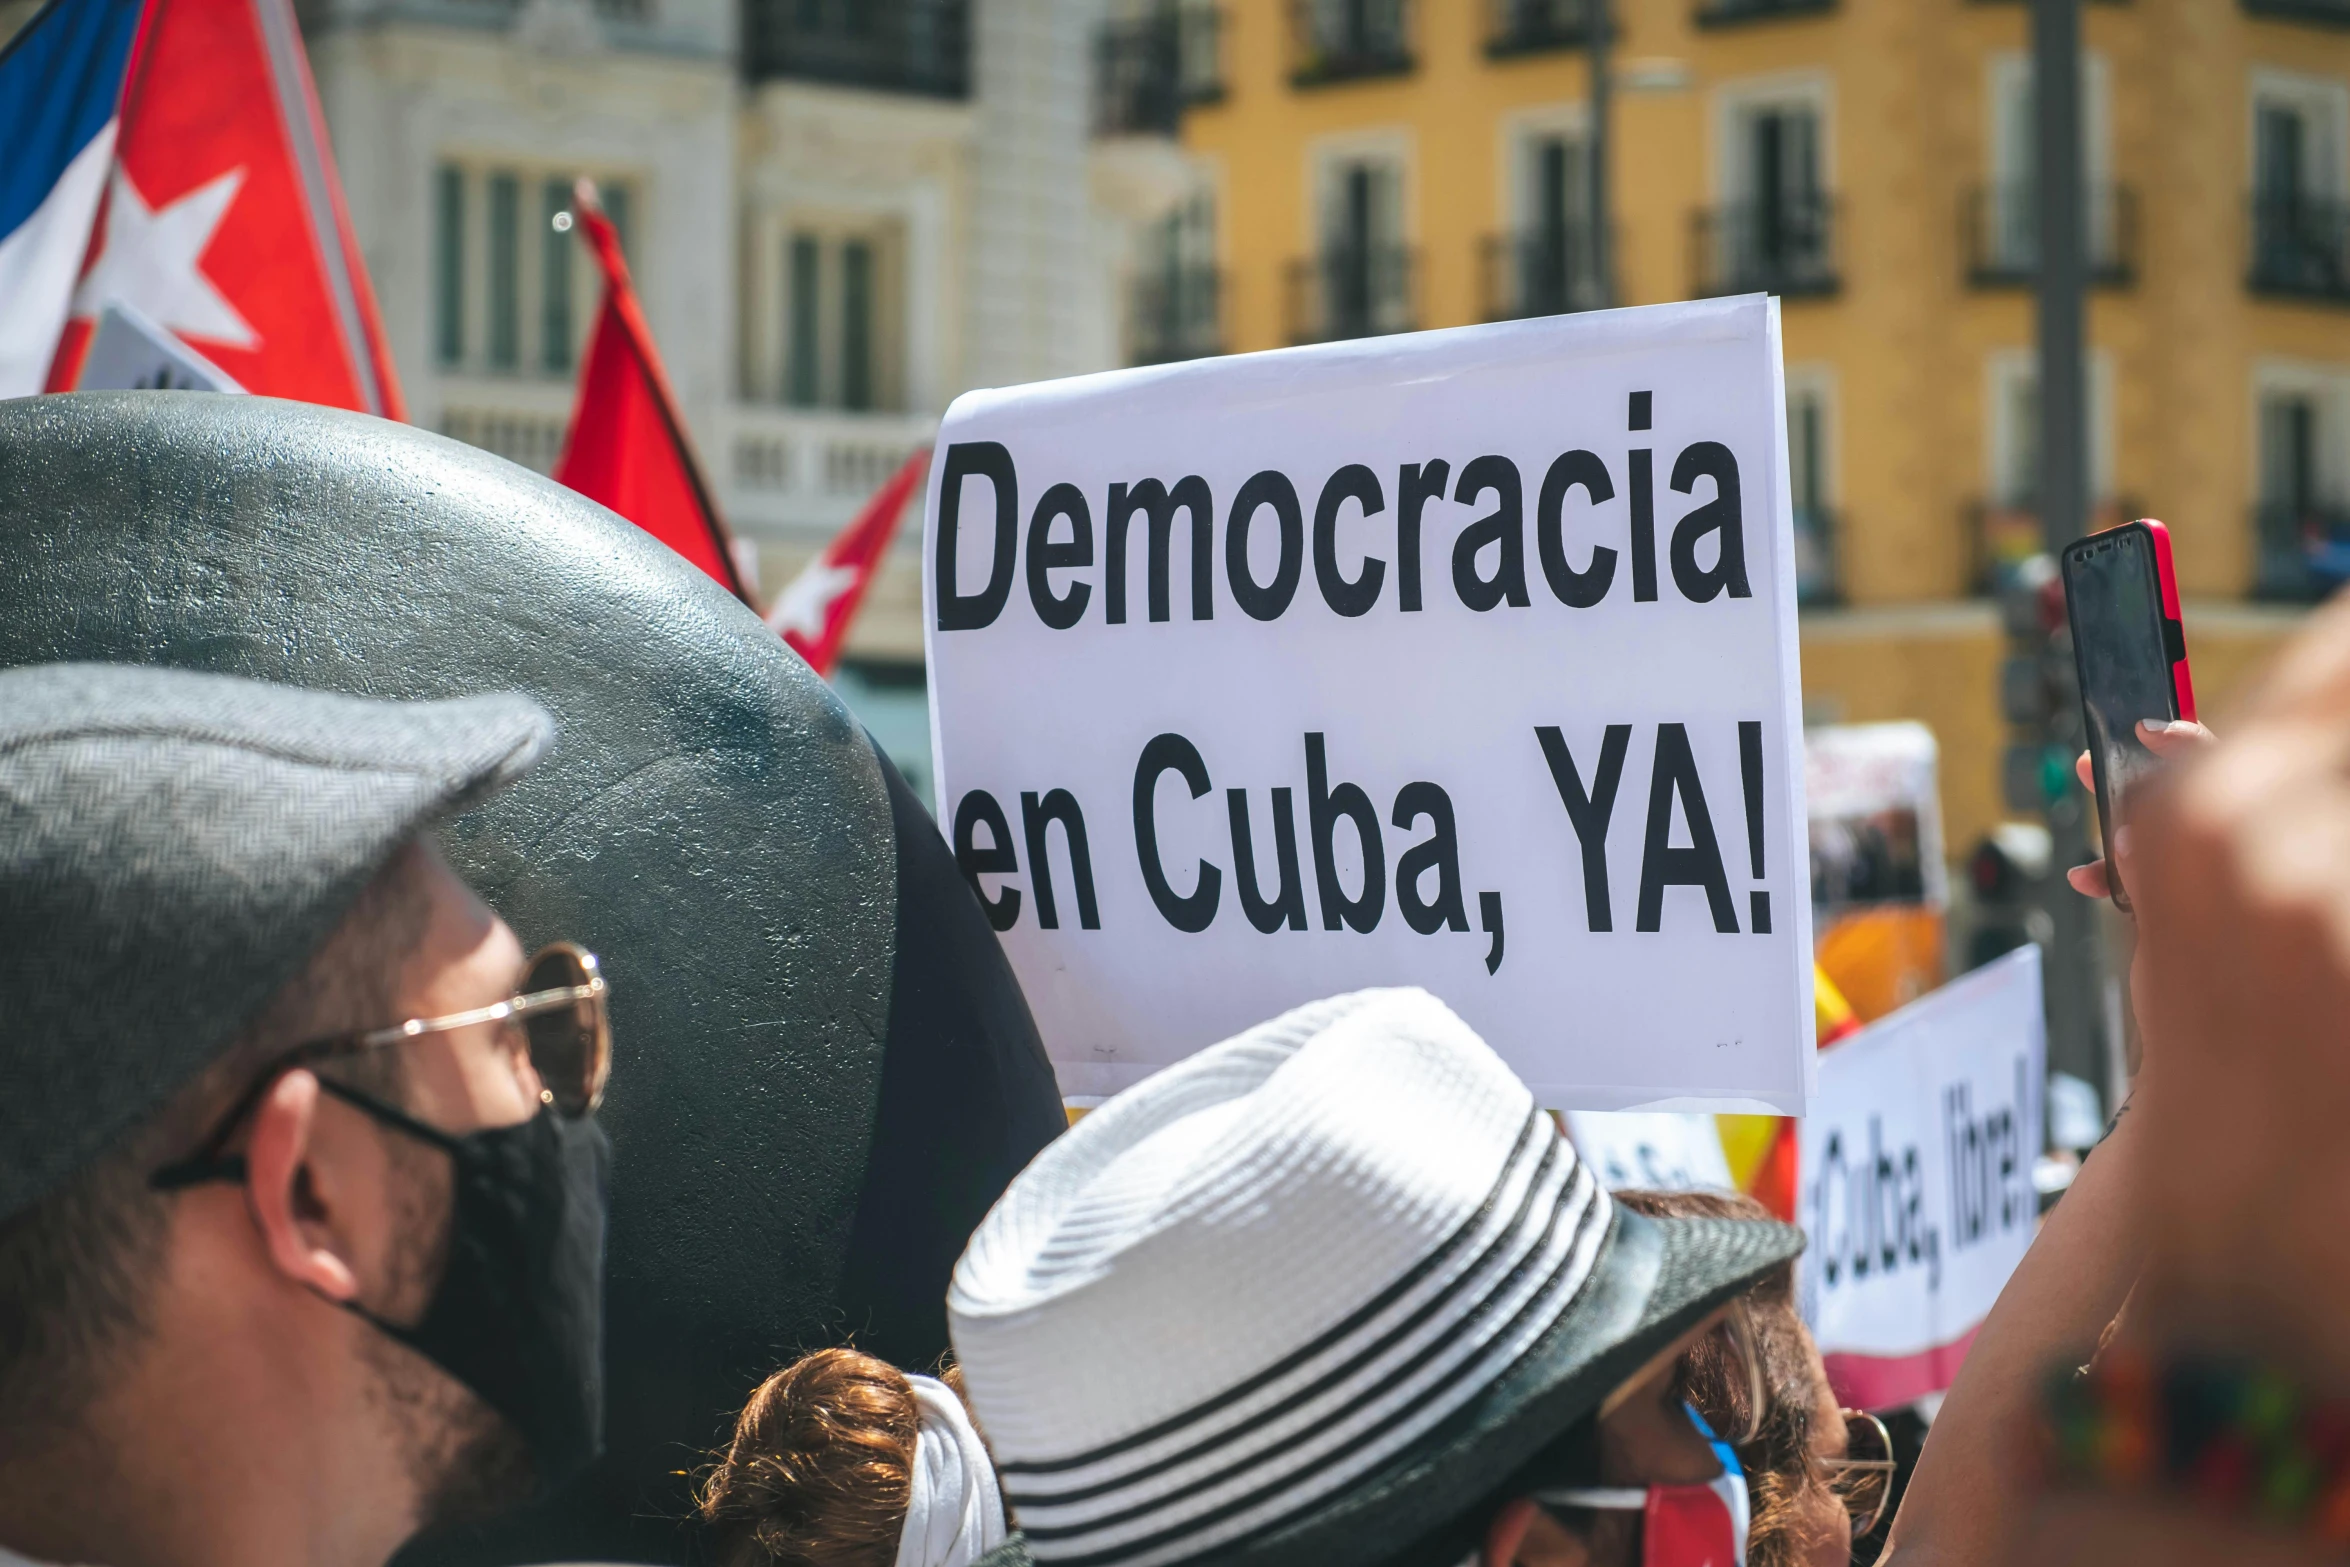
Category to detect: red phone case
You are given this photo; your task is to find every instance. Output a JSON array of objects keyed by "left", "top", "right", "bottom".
[{"left": 2137, "top": 518, "right": 2197, "bottom": 722}]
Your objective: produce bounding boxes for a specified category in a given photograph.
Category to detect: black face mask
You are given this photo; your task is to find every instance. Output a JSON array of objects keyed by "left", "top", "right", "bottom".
[{"left": 317, "top": 1080, "right": 610, "bottom": 1490}]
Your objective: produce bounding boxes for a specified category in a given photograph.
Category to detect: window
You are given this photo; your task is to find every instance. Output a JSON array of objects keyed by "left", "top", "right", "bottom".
[
  {"left": 2249, "top": 72, "right": 2350, "bottom": 297},
  {"left": 1129, "top": 190, "right": 1221, "bottom": 363},
  {"left": 430, "top": 158, "right": 636, "bottom": 379},
  {"left": 1287, "top": 143, "right": 1412, "bottom": 342},
  {"left": 764, "top": 223, "right": 904, "bottom": 411},
  {"left": 786, "top": 235, "right": 821, "bottom": 406},
  {"left": 1699, "top": 82, "right": 1834, "bottom": 296},
  {"left": 487, "top": 173, "right": 520, "bottom": 371},
  {"left": 1290, "top": 0, "right": 1411, "bottom": 86},
  {"left": 1527, "top": 129, "right": 1591, "bottom": 313},
  {"left": 435, "top": 165, "right": 465, "bottom": 366},
  {"left": 541, "top": 180, "right": 574, "bottom": 374},
  {"left": 2253, "top": 362, "right": 2350, "bottom": 599},
  {"left": 1980, "top": 349, "right": 2115, "bottom": 588},
  {"left": 841, "top": 239, "right": 874, "bottom": 411},
  {"left": 1975, "top": 53, "right": 2121, "bottom": 281},
  {"left": 1786, "top": 366, "right": 1837, "bottom": 604},
  {"left": 1319, "top": 155, "right": 1407, "bottom": 336},
  {"left": 1485, "top": 120, "right": 1596, "bottom": 320},
  {"left": 741, "top": 0, "right": 971, "bottom": 97}
]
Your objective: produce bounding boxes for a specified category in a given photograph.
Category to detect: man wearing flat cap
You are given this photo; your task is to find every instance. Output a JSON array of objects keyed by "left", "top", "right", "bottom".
[
  {"left": 952, "top": 987, "right": 1804, "bottom": 1567},
  {"left": 0, "top": 664, "right": 614, "bottom": 1567}
]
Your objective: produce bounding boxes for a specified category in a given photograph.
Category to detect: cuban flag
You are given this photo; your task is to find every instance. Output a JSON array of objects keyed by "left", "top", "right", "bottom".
[
  {"left": 11, "top": 0, "right": 403, "bottom": 414},
  {"left": 0, "top": 0, "right": 142, "bottom": 397}
]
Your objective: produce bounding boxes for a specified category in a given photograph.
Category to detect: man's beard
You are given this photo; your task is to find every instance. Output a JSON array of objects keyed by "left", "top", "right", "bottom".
[
  {"left": 362, "top": 1328, "right": 537, "bottom": 1537},
  {"left": 358, "top": 1131, "right": 537, "bottom": 1538}
]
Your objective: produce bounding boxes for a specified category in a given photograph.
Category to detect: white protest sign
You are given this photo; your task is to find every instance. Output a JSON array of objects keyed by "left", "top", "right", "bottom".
[
  {"left": 1564, "top": 1111, "right": 1736, "bottom": 1193},
  {"left": 78, "top": 302, "right": 247, "bottom": 393},
  {"left": 924, "top": 296, "right": 1813, "bottom": 1111},
  {"left": 1798, "top": 945, "right": 2045, "bottom": 1409}
]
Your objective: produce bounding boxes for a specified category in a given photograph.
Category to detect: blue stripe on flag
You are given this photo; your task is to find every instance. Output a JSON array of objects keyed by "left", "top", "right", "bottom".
[{"left": 0, "top": 0, "right": 143, "bottom": 242}]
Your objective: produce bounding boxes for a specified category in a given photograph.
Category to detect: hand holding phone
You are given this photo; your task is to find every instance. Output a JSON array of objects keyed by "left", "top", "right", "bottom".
[
  {"left": 2062, "top": 719, "right": 2212, "bottom": 901},
  {"left": 2061, "top": 519, "right": 2195, "bottom": 911}
]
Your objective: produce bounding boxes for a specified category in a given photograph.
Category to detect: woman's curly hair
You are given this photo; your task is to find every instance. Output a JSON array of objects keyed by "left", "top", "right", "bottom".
[
  {"left": 1616, "top": 1188, "right": 1847, "bottom": 1567},
  {"left": 697, "top": 1348, "right": 937, "bottom": 1567}
]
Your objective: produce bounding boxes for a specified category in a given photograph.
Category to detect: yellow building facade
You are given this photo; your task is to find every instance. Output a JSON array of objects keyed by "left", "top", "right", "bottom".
[{"left": 1168, "top": 0, "right": 2349, "bottom": 850}]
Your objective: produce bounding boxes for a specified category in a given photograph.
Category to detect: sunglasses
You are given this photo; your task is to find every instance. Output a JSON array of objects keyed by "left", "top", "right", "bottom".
[
  {"left": 152, "top": 944, "right": 610, "bottom": 1189},
  {"left": 1716, "top": 1306, "right": 1898, "bottom": 1537},
  {"left": 1822, "top": 1407, "right": 1897, "bottom": 1538}
]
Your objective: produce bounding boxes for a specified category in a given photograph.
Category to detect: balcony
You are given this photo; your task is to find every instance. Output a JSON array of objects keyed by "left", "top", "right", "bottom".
[
  {"left": 1691, "top": 194, "right": 1838, "bottom": 298},
  {"left": 1695, "top": 0, "right": 1834, "bottom": 25},
  {"left": 2255, "top": 502, "right": 2350, "bottom": 600},
  {"left": 1129, "top": 265, "right": 1223, "bottom": 364},
  {"left": 724, "top": 404, "right": 938, "bottom": 540},
  {"left": 1289, "top": 0, "right": 1412, "bottom": 86},
  {"left": 741, "top": 0, "right": 969, "bottom": 97},
  {"left": 1285, "top": 246, "right": 1416, "bottom": 343},
  {"left": 2249, "top": 193, "right": 2350, "bottom": 302},
  {"left": 1963, "top": 183, "right": 2137, "bottom": 288},
  {"left": 1480, "top": 228, "right": 1604, "bottom": 320},
  {"left": 2243, "top": 0, "right": 2350, "bottom": 23},
  {"left": 1794, "top": 507, "right": 1840, "bottom": 606},
  {"left": 1096, "top": 5, "right": 1225, "bottom": 136},
  {"left": 1486, "top": 0, "right": 1603, "bottom": 56}
]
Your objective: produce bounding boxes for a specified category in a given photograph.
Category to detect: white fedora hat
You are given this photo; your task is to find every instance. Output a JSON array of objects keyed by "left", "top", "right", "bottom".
[{"left": 949, "top": 988, "right": 1801, "bottom": 1567}]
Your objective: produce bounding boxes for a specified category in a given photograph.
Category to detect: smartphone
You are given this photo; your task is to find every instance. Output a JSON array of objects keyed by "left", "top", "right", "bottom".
[{"left": 2061, "top": 519, "right": 2195, "bottom": 911}]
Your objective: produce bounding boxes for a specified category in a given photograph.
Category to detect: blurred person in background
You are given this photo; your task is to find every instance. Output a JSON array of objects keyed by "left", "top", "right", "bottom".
[
  {"left": 0, "top": 665, "right": 611, "bottom": 1567},
  {"left": 946, "top": 987, "right": 1804, "bottom": 1567},
  {"left": 1615, "top": 1189, "right": 1894, "bottom": 1567},
  {"left": 698, "top": 1348, "right": 1004, "bottom": 1567}
]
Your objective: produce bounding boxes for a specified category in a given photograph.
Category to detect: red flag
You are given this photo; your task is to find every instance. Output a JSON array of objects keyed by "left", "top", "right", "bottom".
[
  {"left": 46, "top": 0, "right": 402, "bottom": 415},
  {"left": 552, "top": 180, "right": 750, "bottom": 604},
  {"left": 765, "top": 449, "right": 929, "bottom": 676}
]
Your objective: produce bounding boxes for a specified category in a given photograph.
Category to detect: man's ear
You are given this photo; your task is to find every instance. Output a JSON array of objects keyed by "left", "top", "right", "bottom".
[
  {"left": 242, "top": 1069, "right": 363, "bottom": 1303},
  {"left": 1484, "top": 1497, "right": 1539, "bottom": 1567}
]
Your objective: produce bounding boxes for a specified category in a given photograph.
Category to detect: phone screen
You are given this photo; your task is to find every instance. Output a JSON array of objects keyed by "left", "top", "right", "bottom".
[{"left": 2065, "top": 527, "right": 2177, "bottom": 906}]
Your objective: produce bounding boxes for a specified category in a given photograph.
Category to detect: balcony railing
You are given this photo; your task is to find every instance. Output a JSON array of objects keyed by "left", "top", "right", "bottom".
[
  {"left": 2249, "top": 193, "right": 2350, "bottom": 302},
  {"left": 1486, "top": 0, "right": 1602, "bottom": 55},
  {"left": 742, "top": 0, "right": 969, "bottom": 97},
  {"left": 1480, "top": 228, "right": 1604, "bottom": 320},
  {"left": 2243, "top": 0, "right": 2350, "bottom": 24},
  {"left": 1695, "top": 0, "right": 1834, "bottom": 24},
  {"left": 1096, "top": 5, "right": 1225, "bottom": 136},
  {"left": 1129, "top": 265, "right": 1223, "bottom": 364},
  {"left": 1285, "top": 246, "right": 1416, "bottom": 343},
  {"left": 1289, "top": 0, "right": 1412, "bottom": 86},
  {"left": 1691, "top": 194, "right": 1839, "bottom": 298},
  {"left": 1963, "top": 183, "right": 2137, "bottom": 287},
  {"left": 724, "top": 405, "right": 939, "bottom": 538},
  {"left": 1794, "top": 507, "right": 1840, "bottom": 606},
  {"left": 2256, "top": 502, "right": 2350, "bottom": 600}
]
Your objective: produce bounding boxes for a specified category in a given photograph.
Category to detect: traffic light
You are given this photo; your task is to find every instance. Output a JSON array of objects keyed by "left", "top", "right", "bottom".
[
  {"left": 1989, "top": 545, "right": 2108, "bottom": 1095},
  {"left": 1995, "top": 554, "right": 2080, "bottom": 818},
  {"left": 1964, "top": 821, "right": 2053, "bottom": 970}
]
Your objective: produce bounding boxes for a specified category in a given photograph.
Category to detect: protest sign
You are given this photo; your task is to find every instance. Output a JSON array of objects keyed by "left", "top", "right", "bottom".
[
  {"left": 78, "top": 303, "right": 246, "bottom": 393},
  {"left": 924, "top": 295, "right": 1812, "bottom": 1111},
  {"left": 1797, "top": 945, "right": 2045, "bottom": 1409},
  {"left": 1564, "top": 1111, "right": 1736, "bottom": 1193}
]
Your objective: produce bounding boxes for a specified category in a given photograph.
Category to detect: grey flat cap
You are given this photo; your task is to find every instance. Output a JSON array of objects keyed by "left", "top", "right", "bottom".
[{"left": 0, "top": 662, "right": 553, "bottom": 1223}]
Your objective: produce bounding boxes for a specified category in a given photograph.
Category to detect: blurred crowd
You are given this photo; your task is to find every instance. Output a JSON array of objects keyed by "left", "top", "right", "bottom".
[{"left": 12, "top": 594, "right": 2350, "bottom": 1567}]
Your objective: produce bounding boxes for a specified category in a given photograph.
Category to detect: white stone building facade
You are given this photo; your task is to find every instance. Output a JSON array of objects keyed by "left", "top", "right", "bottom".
[{"left": 305, "top": 0, "right": 1212, "bottom": 675}]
